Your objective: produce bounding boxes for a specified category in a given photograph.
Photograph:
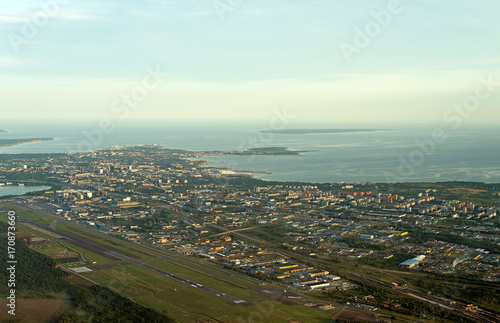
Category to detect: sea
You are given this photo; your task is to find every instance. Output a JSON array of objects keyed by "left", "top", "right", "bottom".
[
  {"left": 1, "top": 120, "right": 499, "bottom": 184},
  {"left": 0, "top": 186, "right": 52, "bottom": 197}
]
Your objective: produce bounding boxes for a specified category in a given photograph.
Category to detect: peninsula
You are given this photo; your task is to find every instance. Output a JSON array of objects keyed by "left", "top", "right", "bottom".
[
  {"left": 212, "top": 147, "right": 308, "bottom": 156},
  {"left": 0, "top": 138, "right": 54, "bottom": 147}
]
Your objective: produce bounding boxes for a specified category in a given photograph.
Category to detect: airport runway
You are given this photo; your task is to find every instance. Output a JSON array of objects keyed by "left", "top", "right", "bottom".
[{"left": 16, "top": 213, "right": 246, "bottom": 304}]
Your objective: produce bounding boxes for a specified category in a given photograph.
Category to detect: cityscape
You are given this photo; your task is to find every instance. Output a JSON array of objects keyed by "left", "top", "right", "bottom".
[
  {"left": 1, "top": 0, "right": 500, "bottom": 322},
  {"left": 1, "top": 145, "right": 499, "bottom": 322}
]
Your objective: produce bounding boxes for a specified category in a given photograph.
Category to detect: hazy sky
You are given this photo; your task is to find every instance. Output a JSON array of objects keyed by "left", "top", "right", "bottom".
[{"left": 1, "top": 0, "right": 499, "bottom": 123}]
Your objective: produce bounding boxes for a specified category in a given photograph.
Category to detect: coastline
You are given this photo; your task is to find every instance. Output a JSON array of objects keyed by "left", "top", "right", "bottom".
[
  {"left": 190, "top": 156, "right": 273, "bottom": 177},
  {"left": 206, "top": 147, "right": 312, "bottom": 156},
  {"left": 0, "top": 138, "right": 54, "bottom": 148},
  {"left": 0, "top": 125, "right": 499, "bottom": 183}
]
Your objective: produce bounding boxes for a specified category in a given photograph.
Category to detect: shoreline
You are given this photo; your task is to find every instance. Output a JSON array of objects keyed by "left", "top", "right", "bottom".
[
  {"left": 0, "top": 138, "right": 54, "bottom": 148},
  {"left": 192, "top": 157, "right": 273, "bottom": 176},
  {"left": 205, "top": 146, "right": 313, "bottom": 156},
  {"left": 1, "top": 143, "right": 499, "bottom": 185}
]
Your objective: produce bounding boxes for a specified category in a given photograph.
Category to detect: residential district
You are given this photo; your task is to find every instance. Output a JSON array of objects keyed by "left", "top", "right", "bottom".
[{"left": 1, "top": 145, "right": 499, "bottom": 322}]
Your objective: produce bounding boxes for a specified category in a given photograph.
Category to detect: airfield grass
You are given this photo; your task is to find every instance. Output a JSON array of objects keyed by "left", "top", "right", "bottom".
[
  {"left": 2, "top": 203, "right": 154, "bottom": 260},
  {"left": 1, "top": 204, "right": 119, "bottom": 265},
  {"left": 12, "top": 221, "right": 119, "bottom": 266},
  {"left": 82, "top": 264, "right": 334, "bottom": 323},
  {"left": 217, "top": 300, "right": 337, "bottom": 323},
  {"left": 59, "top": 222, "right": 266, "bottom": 294},
  {"left": 57, "top": 239, "right": 119, "bottom": 266},
  {"left": 0, "top": 223, "right": 72, "bottom": 259},
  {"left": 55, "top": 222, "right": 155, "bottom": 260},
  {"left": 0, "top": 204, "right": 53, "bottom": 226},
  {"left": 128, "top": 239, "right": 266, "bottom": 286},
  {"left": 34, "top": 242, "right": 73, "bottom": 258},
  {"left": 150, "top": 260, "right": 261, "bottom": 299},
  {"left": 155, "top": 249, "right": 266, "bottom": 288},
  {"left": 2, "top": 204, "right": 266, "bottom": 289},
  {"left": 81, "top": 264, "right": 244, "bottom": 322},
  {"left": 132, "top": 294, "right": 208, "bottom": 322}
]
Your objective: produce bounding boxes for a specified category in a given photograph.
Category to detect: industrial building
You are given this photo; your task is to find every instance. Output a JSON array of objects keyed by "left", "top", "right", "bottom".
[
  {"left": 399, "top": 255, "right": 425, "bottom": 269},
  {"left": 307, "top": 282, "right": 331, "bottom": 290}
]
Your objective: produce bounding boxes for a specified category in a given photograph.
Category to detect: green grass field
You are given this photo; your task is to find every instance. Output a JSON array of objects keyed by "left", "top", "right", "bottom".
[
  {"left": 82, "top": 264, "right": 334, "bottom": 323},
  {"left": 8, "top": 221, "right": 119, "bottom": 266},
  {"left": 58, "top": 239, "right": 119, "bottom": 266},
  {"left": 150, "top": 260, "right": 262, "bottom": 299},
  {"left": 5, "top": 225, "right": 78, "bottom": 260},
  {"left": 0, "top": 204, "right": 53, "bottom": 226},
  {"left": 55, "top": 222, "right": 156, "bottom": 260},
  {"left": 1, "top": 203, "right": 154, "bottom": 260},
  {"left": 34, "top": 243, "right": 76, "bottom": 258}
]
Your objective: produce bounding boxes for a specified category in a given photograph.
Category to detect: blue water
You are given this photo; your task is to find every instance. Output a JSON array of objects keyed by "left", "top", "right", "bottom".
[
  {"left": 0, "top": 186, "right": 52, "bottom": 197},
  {"left": 1, "top": 120, "right": 499, "bottom": 183}
]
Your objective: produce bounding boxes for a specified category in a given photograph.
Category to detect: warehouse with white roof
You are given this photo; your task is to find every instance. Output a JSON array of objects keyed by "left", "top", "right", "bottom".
[{"left": 399, "top": 255, "right": 425, "bottom": 269}]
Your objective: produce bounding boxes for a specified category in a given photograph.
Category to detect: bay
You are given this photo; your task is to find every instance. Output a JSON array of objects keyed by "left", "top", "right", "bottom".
[
  {"left": 0, "top": 120, "right": 499, "bottom": 183},
  {"left": 0, "top": 186, "right": 52, "bottom": 197}
]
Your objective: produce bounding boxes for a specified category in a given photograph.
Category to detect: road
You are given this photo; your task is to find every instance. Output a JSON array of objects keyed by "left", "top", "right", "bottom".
[
  {"left": 9, "top": 200, "right": 318, "bottom": 306},
  {"left": 147, "top": 201, "right": 500, "bottom": 322},
  {"left": 351, "top": 273, "right": 500, "bottom": 323}
]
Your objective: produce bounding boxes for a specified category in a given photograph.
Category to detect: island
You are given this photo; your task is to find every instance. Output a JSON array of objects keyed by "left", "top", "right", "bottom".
[
  {"left": 0, "top": 138, "right": 54, "bottom": 147},
  {"left": 260, "top": 128, "right": 390, "bottom": 134},
  {"left": 210, "top": 147, "right": 309, "bottom": 155},
  {"left": 0, "top": 129, "right": 7, "bottom": 132}
]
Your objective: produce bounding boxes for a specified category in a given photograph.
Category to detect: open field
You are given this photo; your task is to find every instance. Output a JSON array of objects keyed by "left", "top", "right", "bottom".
[
  {"left": 333, "top": 308, "right": 377, "bottom": 323},
  {"left": 0, "top": 204, "right": 53, "bottom": 226},
  {"left": 18, "top": 222, "right": 63, "bottom": 238},
  {"left": 82, "top": 264, "right": 256, "bottom": 322},
  {"left": 150, "top": 260, "right": 262, "bottom": 299},
  {"left": 52, "top": 221, "right": 268, "bottom": 293},
  {"left": 152, "top": 247, "right": 265, "bottom": 287},
  {"left": 82, "top": 264, "right": 334, "bottom": 323},
  {"left": 55, "top": 222, "right": 156, "bottom": 260},
  {"left": 0, "top": 299, "right": 68, "bottom": 322},
  {"left": 33, "top": 242, "right": 78, "bottom": 259},
  {"left": 2, "top": 204, "right": 347, "bottom": 322},
  {"left": 7, "top": 205, "right": 269, "bottom": 293},
  {"left": 4, "top": 220, "right": 120, "bottom": 266}
]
